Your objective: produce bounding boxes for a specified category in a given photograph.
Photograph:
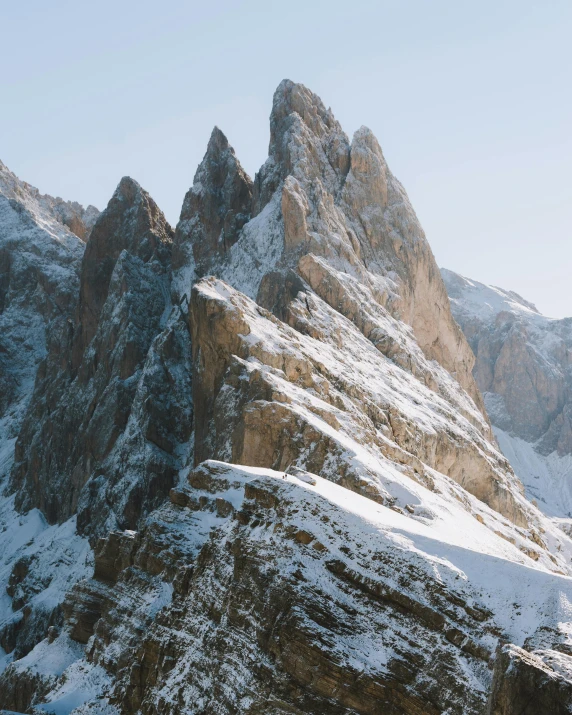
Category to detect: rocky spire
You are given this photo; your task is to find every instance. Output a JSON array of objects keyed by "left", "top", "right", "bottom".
[
  {"left": 253, "top": 79, "right": 351, "bottom": 214},
  {"left": 242, "top": 81, "right": 487, "bottom": 420},
  {"left": 73, "top": 177, "right": 173, "bottom": 368},
  {"left": 13, "top": 176, "right": 179, "bottom": 528},
  {"left": 172, "top": 127, "right": 252, "bottom": 287}
]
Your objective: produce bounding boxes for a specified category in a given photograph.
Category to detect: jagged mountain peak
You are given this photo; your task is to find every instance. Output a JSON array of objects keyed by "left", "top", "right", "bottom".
[
  {"left": 88, "top": 175, "right": 173, "bottom": 259},
  {"left": 270, "top": 79, "right": 346, "bottom": 145},
  {"left": 206, "top": 124, "right": 231, "bottom": 152},
  {"left": 11, "top": 168, "right": 188, "bottom": 535},
  {"left": 197, "top": 125, "right": 252, "bottom": 188},
  {"left": 108, "top": 175, "right": 173, "bottom": 238},
  {"left": 253, "top": 79, "right": 351, "bottom": 212},
  {"left": 73, "top": 176, "right": 173, "bottom": 367},
  {"left": 6, "top": 83, "right": 572, "bottom": 712},
  {"left": 172, "top": 125, "right": 253, "bottom": 287},
  {"left": 114, "top": 174, "right": 145, "bottom": 202}
]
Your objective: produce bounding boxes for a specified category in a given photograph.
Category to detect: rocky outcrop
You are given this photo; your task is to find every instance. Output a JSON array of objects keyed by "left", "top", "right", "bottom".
[
  {"left": 207, "top": 80, "right": 486, "bottom": 420},
  {"left": 12, "top": 461, "right": 572, "bottom": 714},
  {"left": 172, "top": 126, "right": 253, "bottom": 294},
  {"left": 488, "top": 644, "right": 572, "bottom": 714},
  {"left": 191, "top": 276, "right": 531, "bottom": 529},
  {"left": 10, "top": 177, "right": 192, "bottom": 537},
  {"left": 73, "top": 176, "right": 173, "bottom": 366}
]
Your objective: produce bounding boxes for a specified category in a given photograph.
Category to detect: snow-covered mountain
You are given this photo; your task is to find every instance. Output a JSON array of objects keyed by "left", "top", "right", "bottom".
[
  {"left": 443, "top": 268, "right": 572, "bottom": 521},
  {"left": 0, "top": 159, "right": 98, "bottom": 467},
  {"left": 0, "top": 161, "right": 98, "bottom": 677},
  {"left": 1, "top": 82, "right": 572, "bottom": 713}
]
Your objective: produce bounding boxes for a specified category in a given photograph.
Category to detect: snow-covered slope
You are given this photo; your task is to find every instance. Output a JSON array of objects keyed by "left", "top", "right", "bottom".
[
  {"left": 8, "top": 461, "right": 572, "bottom": 713},
  {"left": 443, "top": 268, "right": 572, "bottom": 520}
]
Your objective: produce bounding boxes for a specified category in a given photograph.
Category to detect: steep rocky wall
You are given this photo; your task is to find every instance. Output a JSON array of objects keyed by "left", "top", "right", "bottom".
[
  {"left": 10, "top": 178, "right": 193, "bottom": 537},
  {"left": 0, "top": 163, "right": 89, "bottom": 484},
  {"left": 191, "top": 276, "right": 531, "bottom": 530},
  {"left": 175, "top": 80, "right": 486, "bottom": 423}
]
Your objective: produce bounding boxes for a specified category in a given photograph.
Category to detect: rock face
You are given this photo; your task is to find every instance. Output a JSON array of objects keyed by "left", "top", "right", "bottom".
[
  {"left": 11, "top": 177, "right": 193, "bottom": 536},
  {"left": 190, "top": 277, "right": 529, "bottom": 527},
  {"left": 0, "top": 160, "right": 96, "bottom": 477},
  {"left": 3, "top": 82, "right": 572, "bottom": 713},
  {"left": 172, "top": 126, "right": 253, "bottom": 288},
  {"left": 8, "top": 462, "right": 572, "bottom": 715},
  {"left": 443, "top": 269, "right": 572, "bottom": 519},
  {"left": 487, "top": 644, "right": 572, "bottom": 714},
  {"left": 0, "top": 163, "right": 96, "bottom": 669},
  {"left": 220, "top": 80, "right": 485, "bottom": 419}
]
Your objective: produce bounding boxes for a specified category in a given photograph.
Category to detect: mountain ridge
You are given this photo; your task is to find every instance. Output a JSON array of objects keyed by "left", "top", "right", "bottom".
[{"left": 1, "top": 81, "right": 572, "bottom": 714}]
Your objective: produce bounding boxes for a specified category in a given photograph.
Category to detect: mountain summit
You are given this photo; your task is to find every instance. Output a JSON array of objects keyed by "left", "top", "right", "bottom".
[{"left": 2, "top": 82, "right": 572, "bottom": 713}]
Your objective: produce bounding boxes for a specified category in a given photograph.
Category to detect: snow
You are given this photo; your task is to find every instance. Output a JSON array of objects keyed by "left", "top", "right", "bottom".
[
  {"left": 0, "top": 495, "right": 92, "bottom": 676},
  {"left": 34, "top": 661, "right": 112, "bottom": 715},
  {"left": 495, "top": 427, "right": 572, "bottom": 518},
  {"left": 441, "top": 268, "right": 544, "bottom": 322},
  {"left": 13, "top": 632, "right": 84, "bottom": 677},
  {"left": 0, "top": 159, "right": 97, "bottom": 249},
  {"left": 219, "top": 190, "right": 284, "bottom": 300},
  {"left": 206, "top": 461, "right": 572, "bottom": 649}
]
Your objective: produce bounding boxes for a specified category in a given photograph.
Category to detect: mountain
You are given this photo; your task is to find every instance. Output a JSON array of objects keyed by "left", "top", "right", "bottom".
[
  {"left": 1, "top": 82, "right": 572, "bottom": 713},
  {"left": 443, "top": 268, "right": 572, "bottom": 521},
  {"left": 0, "top": 161, "right": 98, "bottom": 673},
  {"left": 0, "top": 159, "right": 99, "bottom": 466}
]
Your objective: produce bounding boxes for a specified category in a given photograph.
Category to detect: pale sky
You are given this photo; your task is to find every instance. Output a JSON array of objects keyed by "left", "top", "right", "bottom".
[{"left": 3, "top": 0, "right": 571, "bottom": 316}]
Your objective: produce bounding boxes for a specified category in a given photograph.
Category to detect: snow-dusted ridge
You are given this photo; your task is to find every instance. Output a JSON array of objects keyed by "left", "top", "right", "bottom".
[
  {"left": 14, "top": 461, "right": 572, "bottom": 713},
  {"left": 0, "top": 160, "right": 99, "bottom": 245}
]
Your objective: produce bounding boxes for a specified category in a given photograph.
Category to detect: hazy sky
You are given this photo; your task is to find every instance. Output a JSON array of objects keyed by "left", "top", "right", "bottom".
[{"left": 3, "top": 0, "right": 571, "bottom": 316}]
